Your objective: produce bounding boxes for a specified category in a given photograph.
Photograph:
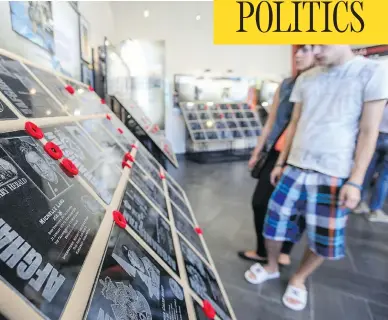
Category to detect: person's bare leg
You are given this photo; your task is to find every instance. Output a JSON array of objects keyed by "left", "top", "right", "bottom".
[
  {"left": 263, "top": 239, "right": 283, "bottom": 273},
  {"left": 278, "top": 254, "right": 291, "bottom": 265},
  {"left": 243, "top": 251, "right": 267, "bottom": 261},
  {"left": 289, "top": 247, "right": 324, "bottom": 289}
]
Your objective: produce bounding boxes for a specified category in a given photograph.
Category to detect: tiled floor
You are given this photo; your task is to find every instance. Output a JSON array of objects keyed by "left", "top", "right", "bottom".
[{"left": 167, "top": 159, "right": 388, "bottom": 320}]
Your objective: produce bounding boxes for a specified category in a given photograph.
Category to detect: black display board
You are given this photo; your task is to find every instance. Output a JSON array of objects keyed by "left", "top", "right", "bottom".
[
  {"left": 134, "top": 150, "right": 163, "bottom": 189},
  {"left": 86, "top": 226, "right": 189, "bottom": 320},
  {"left": 79, "top": 119, "right": 126, "bottom": 159},
  {"left": 43, "top": 123, "right": 122, "bottom": 204},
  {"left": 120, "top": 181, "right": 178, "bottom": 274},
  {"left": 169, "top": 188, "right": 193, "bottom": 224},
  {"left": 167, "top": 178, "right": 186, "bottom": 203},
  {"left": 130, "top": 163, "right": 168, "bottom": 218},
  {"left": 0, "top": 97, "right": 18, "bottom": 120},
  {"left": 111, "top": 96, "right": 178, "bottom": 169},
  {"left": 28, "top": 65, "right": 73, "bottom": 106},
  {"left": 0, "top": 130, "right": 105, "bottom": 319},
  {"left": 27, "top": 65, "right": 109, "bottom": 117},
  {"left": 172, "top": 206, "right": 207, "bottom": 261},
  {"left": 180, "top": 238, "right": 231, "bottom": 320},
  {"left": 193, "top": 299, "right": 210, "bottom": 320},
  {"left": 0, "top": 55, "right": 66, "bottom": 118},
  {"left": 101, "top": 118, "right": 134, "bottom": 151}
]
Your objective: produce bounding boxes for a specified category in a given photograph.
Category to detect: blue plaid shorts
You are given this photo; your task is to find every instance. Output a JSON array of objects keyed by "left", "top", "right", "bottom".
[{"left": 263, "top": 165, "right": 349, "bottom": 260}]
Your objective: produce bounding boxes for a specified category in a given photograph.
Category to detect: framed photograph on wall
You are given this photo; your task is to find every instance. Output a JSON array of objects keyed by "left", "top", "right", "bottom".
[
  {"left": 80, "top": 15, "right": 91, "bottom": 63},
  {"left": 81, "top": 60, "right": 94, "bottom": 88},
  {"left": 9, "top": 1, "right": 55, "bottom": 53}
]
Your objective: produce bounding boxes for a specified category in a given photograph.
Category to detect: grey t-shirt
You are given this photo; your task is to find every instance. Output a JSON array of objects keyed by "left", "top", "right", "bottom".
[{"left": 288, "top": 56, "right": 388, "bottom": 178}]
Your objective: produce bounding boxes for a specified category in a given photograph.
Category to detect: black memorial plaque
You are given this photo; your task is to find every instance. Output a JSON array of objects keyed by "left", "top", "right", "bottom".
[
  {"left": 167, "top": 177, "right": 186, "bottom": 202},
  {"left": 171, "top": 204, "right": 207, "bottom": 261},
  {"left": 169, "top": 187, "right": 193, "bottom": 223},
  {"left": 0, "top": 55, "right": 66, "bottom": 118},
  {"left": 100, "top": 118, "right": 134, "bottom": 150},
  {"left": 0, "top": 131, "right": 105, "bottom": 320},
  {"left": 180, "top": 239, "right": 231, "bottom": 320},
  {"left": 130, "top": 163, "right": 168, "bottom": 218},
  {"left": 0, "top": 98, "right": 18, "bottom": 120},
  {"left": 76, "top": 90, "right": 108, "bottom": 115},
  {"left": 86, "top": 227, "right": 189, "bottom": 320},
  {"left": 135, "top": 150, "right": 163, "bottom": 188},
  {"left": 27, "top": 66, "right": 71, "bottom": 105},
  {"left": 79, "top": 119, "right": 126, "bottom": 159},
  {"left": 193, "top": 300, "right": 210, "bottom": 320},
  {"left": 43, "top": 123, "right": 121, "bottom": 204},
  {"left": 120, "top": 181, "right": 178, "bottom": 273}
]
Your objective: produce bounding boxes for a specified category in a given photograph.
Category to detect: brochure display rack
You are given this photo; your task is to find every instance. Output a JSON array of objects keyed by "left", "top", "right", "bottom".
[
  {"left": 0, "top": 49, "right": 236, "bottom": 320},
  {"left": 174, "top": 75, "right": 261, "bottom": 163},
  {"left": 179, "top": 101, "right": 260, "bottom": 163}
]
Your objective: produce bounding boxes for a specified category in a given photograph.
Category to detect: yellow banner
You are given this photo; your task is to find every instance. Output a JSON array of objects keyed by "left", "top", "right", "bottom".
[{"left": 214, "top": 0, "right": 388, "bottom": 44}]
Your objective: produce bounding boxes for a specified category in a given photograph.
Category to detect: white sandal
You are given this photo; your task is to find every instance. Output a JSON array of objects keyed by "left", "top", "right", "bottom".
[
  {"left": 244, "top": 263, "right": 280, "bottom": 284},
  {"left": 282, "top": 284, "right": 308, "bottom": 311}
]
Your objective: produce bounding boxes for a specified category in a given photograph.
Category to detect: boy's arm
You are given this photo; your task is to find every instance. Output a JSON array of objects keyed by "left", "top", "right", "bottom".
[{"left": 340, "top": 100, "right": 387, "bottom": 209}]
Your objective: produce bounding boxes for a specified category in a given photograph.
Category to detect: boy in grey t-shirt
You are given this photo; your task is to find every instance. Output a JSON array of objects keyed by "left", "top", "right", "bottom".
[{"left": 244, "top": 45, "right": 388, "bottom": 311}]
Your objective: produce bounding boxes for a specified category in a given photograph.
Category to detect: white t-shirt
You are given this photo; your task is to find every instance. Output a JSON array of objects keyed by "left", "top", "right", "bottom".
[
  {"left": 288, "top": 56, "right": 388, "bottom": 178},
  {"left": 379, "top": 104, "right": 388, "bottom": 133}
]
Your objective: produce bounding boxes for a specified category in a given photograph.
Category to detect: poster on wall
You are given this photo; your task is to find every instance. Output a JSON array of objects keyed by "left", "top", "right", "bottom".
[
  {"left": 9, "top": 1, "right": 81, "bottom": 80},
  {"left": 52, "top": 1, "right": 81, "bottom": 79},
  {"left": 80, "top": 15, "right": 91, "bottom": 63},
  {"left": 9, "top": 1, "right": 55, "bottom": 53},
  {"left": 81, "top": 61, "right": 94, "bottom": 87}
]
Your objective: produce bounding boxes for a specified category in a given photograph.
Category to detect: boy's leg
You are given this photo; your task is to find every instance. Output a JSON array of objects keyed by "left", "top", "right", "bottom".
[
  {"left": 288, "top": 248, "right": 324, "bottom": 288},
  {"left": 245, "top": 166, "right": 305, "bottom": 284},
  {"left": 262, "top": 166, "right": 305, "bottom": 274},
  {"left": 283, "top": 172, "right": 348, "bottom": 310}
]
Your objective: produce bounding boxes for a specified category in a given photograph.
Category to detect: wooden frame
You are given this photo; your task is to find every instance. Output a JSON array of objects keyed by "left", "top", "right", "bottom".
[{"left": 0, "top": 48, "right": 236, "bottom": 320}]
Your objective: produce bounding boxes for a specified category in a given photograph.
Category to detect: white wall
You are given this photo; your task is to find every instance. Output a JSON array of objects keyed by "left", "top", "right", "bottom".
[
  {"left": 78, "top": 1, "right": 115, "bottom": 51},
  {"left": 111, "top": 1, "right": 291, "bottom": 153},
  {"left": 111, "top": 2, "right": 291, "bottom": 79}
]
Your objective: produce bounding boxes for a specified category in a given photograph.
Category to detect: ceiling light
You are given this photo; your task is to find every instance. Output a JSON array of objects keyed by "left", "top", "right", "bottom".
[
  {"left": 196, "top": 14, "right": 201, "bottom": 21},
  {"left": 74, "top": 109, "right": 81, "bottom": 116},
  {"left": 207, "top": 102, "right": 214, "bottom": 106},
  {"left": 105, "top": 40, "right": 110, "bottom": 46},
  {"left": 144, "top": 10, "right": 149, "bottom": 18},
  {"left": 45, "top": 110, "right": 52, "bottom": 115},
  {"left": 205, "top": 120, "right": 214, "bottom": 128},
  {"left": 29, "top": 88, "right": 36, "bottom": 95}
]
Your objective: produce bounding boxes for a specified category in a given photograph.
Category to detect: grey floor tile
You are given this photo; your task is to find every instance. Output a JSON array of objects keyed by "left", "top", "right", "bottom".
[
  {"left": 225, "top": 284, "right": 312, "bottom": 320},
  {"left": 347, "top": 240, "right": 388, "bottom": 281},
  {"left": 312, "top": 265, "right": 388, "bottom": 305},
  {"left": 169, "top": 159, "right": 388, "bottom": 320},
  {"left": 368, "top": 302, "right": 388, "bottom": 320},
  {"left": 312, "top": 284, "right": 371, "bottom": 320}
]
